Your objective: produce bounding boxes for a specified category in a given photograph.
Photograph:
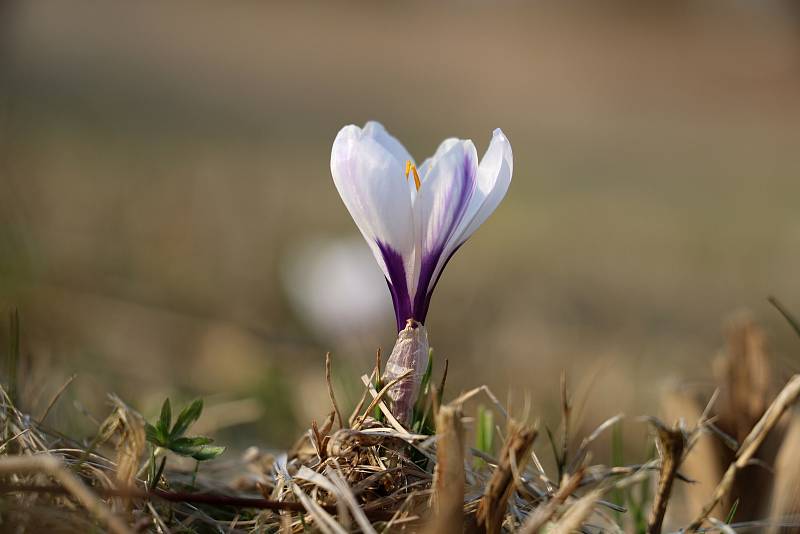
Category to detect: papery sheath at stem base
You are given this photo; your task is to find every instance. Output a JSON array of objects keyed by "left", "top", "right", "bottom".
[{"left": 382, "top": 320, "right": 430, "bottom": 426}]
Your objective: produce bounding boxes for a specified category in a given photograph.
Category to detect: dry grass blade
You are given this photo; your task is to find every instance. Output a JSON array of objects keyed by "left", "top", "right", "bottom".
[
  {"left": 549, "top": 488, "right": 602, "bottom": 534},
  {"left": 519, "top": 468, "right": 585, "bottom": 534},
  {"left": 100, "top": 395, "right": 146, "bottom": 512},
  {"left": 423, "top": 404, "right": 465, "bottom": 534},
  {"left": 476, "top": 420, "right": 537, "bottom": 534},
  {"left": 326, "top": 352, "right": 345, "bottom": 430},
  {"left": 327, "top": 464, "right": 378, "bottom": 534},
  {"left": 688, "top": 374, "right": 800, "bottom": 531},
  {"left": 38, "top": 373, "right": 77, "bottom": 424},
  {"left": 348, "top": 350, "right": 380, "bottom": 426},
  {"left": 663, "top": 313, "right": 778, "bottom": 525},
  {"left": 0, "top": 454, "right": 134, "bottom": 534},
  {"left": 715, "top": 313, "right": 772, "bottom": 443},
  {"left": 450, "top": 385, "right": 509, "bottom": 420},
  {"left": 291, "top": 483, "right": 348, "bottom": 534},
  {"left": 146, "top": 501, "right": 172, "bottom": 534},
  {"left": 646, "top": 418, "right": 686, "bottom": 534},
  {"left": 707, "top": 517, "right": 737, "bottom": 534},
  {"left": 356, "top": 371, "right": 412, "bottom": 433},
  {"left": 569, "top": 413, "right": 624, "bottom": 472},
  {"left": 768, "top": 414, "right": 800, "bottom": 534}
]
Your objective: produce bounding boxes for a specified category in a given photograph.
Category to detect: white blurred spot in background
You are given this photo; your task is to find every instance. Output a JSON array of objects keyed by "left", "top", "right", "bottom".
[{"left": 282, "top": 236, "right": 392, "bottom": 347}]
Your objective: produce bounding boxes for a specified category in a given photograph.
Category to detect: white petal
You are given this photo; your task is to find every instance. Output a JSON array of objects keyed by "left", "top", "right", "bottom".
[
  {"left": 330, "top": 124, "right": 415, "bottom": 286},
  {"left": 421, "top": 128, "right": 512, "bottom": 301},
  {"left": 362, "top": 121, "right": 414, "bottom": 168},
  {"left": 363, "top": 120, "right": 421, "bottom": 202},
  {"left": 412, "top": 138, "right": 479, "bottom": 301},
  {"left": 452, "top": 128, "right": 513, "bottom": 247},
  {"left": 417, "top": 138, "right": 461, "bottom": 180}
]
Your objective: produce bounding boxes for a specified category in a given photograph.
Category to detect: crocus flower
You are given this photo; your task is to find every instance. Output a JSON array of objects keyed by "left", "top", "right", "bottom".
[{"left": 330, "top": 121, "right": 513, "bottom": 423}]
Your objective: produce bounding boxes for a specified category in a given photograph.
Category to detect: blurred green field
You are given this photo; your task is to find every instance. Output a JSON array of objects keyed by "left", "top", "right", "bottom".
[{"left": 1, "top": 0, "right": 800, "bottom": 452}]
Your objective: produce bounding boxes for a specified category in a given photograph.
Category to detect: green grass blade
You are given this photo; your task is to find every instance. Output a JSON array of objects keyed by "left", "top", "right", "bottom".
[
  {"left": 725, "top": 499, "right": 739, "bottom": 524},
  {"left": 474, "top": 404, "right": 494, "bottom": 469}
]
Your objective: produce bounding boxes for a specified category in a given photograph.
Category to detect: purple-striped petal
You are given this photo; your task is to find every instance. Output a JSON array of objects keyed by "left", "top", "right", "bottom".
[
  {"left": 411, "top": 140, "right": 479, "bottom": 322},
  {"left": 451, "top": 128, "right": 513, "bottom": 249},
  {"left": 330, "top": 123, "right": 417, "bottom": 328},
  {"left": 376, "top": 240, "right": 413, "bottom": 331},
  {"left": 415, "top": 129, "right": 513, "bottom": 323}
]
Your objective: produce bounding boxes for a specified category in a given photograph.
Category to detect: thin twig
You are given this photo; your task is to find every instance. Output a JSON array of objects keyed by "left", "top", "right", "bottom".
[
  {"left": 449, "top": 385, "right": 509, "bottom": 420},
  {"left": 349, "top": 370, "right": 376, "bottom": 427},
  {"left": 38, "top": 374, "right": 77, "bottom": 424},
  {"left": 519, "top": 468, "right": 585, "bottom": 534},
  {"left": 569, "top": 413, "right": 624, "bottom": 473},
  {"left": 0, "top": 482, "right": 399, "bottom": 521}
]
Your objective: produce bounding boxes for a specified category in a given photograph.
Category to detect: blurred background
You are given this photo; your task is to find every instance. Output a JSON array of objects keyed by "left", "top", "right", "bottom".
[{"left": 1, "top": 0, "right": 800, "bottom": 468}]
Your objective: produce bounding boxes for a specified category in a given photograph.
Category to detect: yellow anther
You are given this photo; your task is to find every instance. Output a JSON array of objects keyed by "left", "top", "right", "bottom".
[{"left": 405, "top": 160, "right": 421, "bottom": 191}]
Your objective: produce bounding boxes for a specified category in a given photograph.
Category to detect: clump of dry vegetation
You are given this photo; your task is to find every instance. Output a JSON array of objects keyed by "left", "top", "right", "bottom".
[{"left": 3, "top": 304, "right": 800, "bottom": 533}]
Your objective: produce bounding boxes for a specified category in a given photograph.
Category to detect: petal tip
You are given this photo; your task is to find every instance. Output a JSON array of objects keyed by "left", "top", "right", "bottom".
[
  {"left": 334, "top": 124, "right": 362, "bottom": 142},
  {"left": 363, "top": 120, "right": 387, "bottom": 132}
]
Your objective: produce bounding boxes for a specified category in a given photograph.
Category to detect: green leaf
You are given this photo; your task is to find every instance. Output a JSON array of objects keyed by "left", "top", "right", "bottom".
[
  {"left": 191, "top": 445, "right": 225, "bottom": 461},
  {"left": 411, "top": 350, "right": 436, "bottom": 434},
  {"left": 171, "top": 399, "right": 203, "bottom": 439},
  {"left": 144, "top": 422, "right": 163, "bottom": 446},
  {"left": 169, "top": 436, "right": 214, "bottom": 456},
  {"left": 725, "top": 499, "right": 739, "bottom": 524},
  {"left": 419, "top": 350, "right": 434, "bottom": 396},
  {"left": 158, "top": 398, "right": 172, "bottom": 434}
]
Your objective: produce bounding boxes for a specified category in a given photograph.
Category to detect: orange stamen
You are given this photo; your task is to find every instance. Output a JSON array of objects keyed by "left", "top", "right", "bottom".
[{"left": 405, "top": 160, "right": 421, "bottom": 191}]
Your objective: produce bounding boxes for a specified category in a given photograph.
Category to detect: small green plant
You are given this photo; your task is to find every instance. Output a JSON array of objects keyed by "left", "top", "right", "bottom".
[
  {"left": 145, "top": 398, "right": 225, "bottom": 489},
  {"left": 411, "top": 348, "right": 437, "bottom": 435},
  {"left": 610, "top": 421, "right": 654, "bottom": 533},
  {"left": 474, "top": 404, "right": 494, "bottom": 469}
]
